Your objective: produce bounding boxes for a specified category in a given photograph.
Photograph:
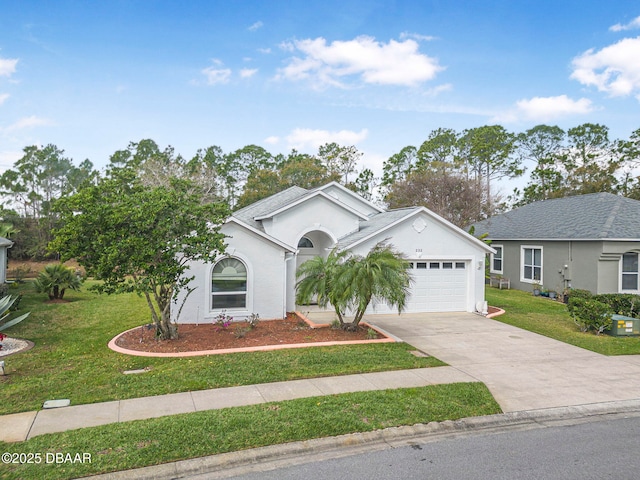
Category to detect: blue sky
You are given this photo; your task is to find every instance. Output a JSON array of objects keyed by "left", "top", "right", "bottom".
[{"left": 1, "top": 1, "right": 639, "bottom": 194}]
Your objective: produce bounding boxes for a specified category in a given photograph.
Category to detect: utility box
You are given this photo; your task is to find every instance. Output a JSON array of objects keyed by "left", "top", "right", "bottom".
[{"left": 607, "top": 315, "right": 640, "bottom": 337}]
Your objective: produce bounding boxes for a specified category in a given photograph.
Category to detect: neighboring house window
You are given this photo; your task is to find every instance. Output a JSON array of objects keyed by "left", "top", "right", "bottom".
[
  {"left": 297, "top": 237, "right": 314, "bottom": 248},
  {"left": 491, "top": 245, "right": 503, "bottom": 274},
  {"left": 211, "top": 257, "right": 247, "bottom": 309},
  {"left": 521, "top": 246, "right": 542, "bottom": 283},
  {"left": 621, "top": 252, "right": 639, "bottom": 292}
]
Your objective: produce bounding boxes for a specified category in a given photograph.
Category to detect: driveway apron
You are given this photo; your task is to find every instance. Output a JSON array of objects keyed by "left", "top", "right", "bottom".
[{"left": 366, "top": 312, "right": 640, "bottom": 413}]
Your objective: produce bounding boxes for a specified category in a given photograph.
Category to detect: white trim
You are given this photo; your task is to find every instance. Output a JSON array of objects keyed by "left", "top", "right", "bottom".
[
  {"left": 520, "top": 245, "right": 543, "bottom": 284},
  {"left": 490, "top": 244, "right": 504, "bottom": 274},
  {"left": 343, "top": 207, "right": 495, "bottom": 254},
  {"left": 253, "top": 191, "right": 370, "bottom": 221},
  {"left": 226, "top": 217, "right": 296, "bottom": 252},
  {"left": 209, "top": 254, "right": 253, "bottom": 316},
  {"left": 313, "top": 181, "right": 384, "bottom": 213},
  {"left": 619, "top": 251, "right": 640, "bottom": 294}
]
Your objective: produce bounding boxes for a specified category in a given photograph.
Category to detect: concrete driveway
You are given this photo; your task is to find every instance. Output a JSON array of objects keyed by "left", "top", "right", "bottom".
[{"left": 363, "top": 312, "right": 640, "bottom": 413}]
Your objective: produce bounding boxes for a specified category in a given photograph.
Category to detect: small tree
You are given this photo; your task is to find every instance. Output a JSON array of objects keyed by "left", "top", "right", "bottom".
[
  {"left": 34, "top": 264, "right": 82, "bottom": 300},
  {"left": 296, "top": 244, "right": 411, "bottom": 331},
  {"left": 50, "top": 169, "right": 229, "bottom": 340}
]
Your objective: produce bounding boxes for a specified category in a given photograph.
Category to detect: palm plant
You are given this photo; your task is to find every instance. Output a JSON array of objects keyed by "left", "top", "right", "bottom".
[
  {"left": 296, "top": 244, "right": 412, "bottom": 331},
  {"left": 0, "top": 295, "right": 30, "bottom": 332},
  {"left": 34, "top": 264, "right": 83, "bottom": 300}
]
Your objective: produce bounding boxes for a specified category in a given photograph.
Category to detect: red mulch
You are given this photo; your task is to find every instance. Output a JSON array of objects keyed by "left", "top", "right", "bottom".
[{"left": 115, "top": 314, "right": 381, "bottom": 353}]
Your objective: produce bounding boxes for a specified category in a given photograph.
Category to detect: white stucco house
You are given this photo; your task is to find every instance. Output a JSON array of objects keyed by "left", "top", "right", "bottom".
[{"left": 173, "top": 182, "right": 493, "bottom": 323}]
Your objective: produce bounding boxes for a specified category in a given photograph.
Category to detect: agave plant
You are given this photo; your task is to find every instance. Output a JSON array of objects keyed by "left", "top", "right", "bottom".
[
  {"left": 0, "top": 294, "right": 30, "bottom": 333},
  {"left": 34, "top": 264, "right": 83, "bottom": 300}
]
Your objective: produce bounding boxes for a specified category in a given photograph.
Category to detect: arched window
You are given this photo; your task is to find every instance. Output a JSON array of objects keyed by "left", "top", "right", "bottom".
[
  {"left": 211, "top": 257, "right": 247, "bottom": 309},
  {"left": 621, "top": 252, "right": 639, "bottom": 292},
  {"left": 297, "top": 236, "right": 314, "bottom": 248}
]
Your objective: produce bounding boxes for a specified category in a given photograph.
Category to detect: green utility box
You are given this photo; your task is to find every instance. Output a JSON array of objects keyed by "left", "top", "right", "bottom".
[{"left": 607, "top": 315, "right": 640, "bottom": 337}]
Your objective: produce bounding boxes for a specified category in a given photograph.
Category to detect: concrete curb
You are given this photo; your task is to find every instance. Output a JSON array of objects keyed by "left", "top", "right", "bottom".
[{"left": 82, "top": 398, "right": 640, "bottom": 480}]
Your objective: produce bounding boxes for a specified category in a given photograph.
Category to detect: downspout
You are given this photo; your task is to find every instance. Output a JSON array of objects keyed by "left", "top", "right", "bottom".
[{"left": 284, "top": 252, "right": 297, "bottom": 317}]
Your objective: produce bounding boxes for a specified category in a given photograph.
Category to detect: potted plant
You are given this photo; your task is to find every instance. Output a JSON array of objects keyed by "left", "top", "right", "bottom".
[
  {"left": 548, "top": 290, "right": 557, "bottom": 300},
  {"left": 532, "top": 281, "right": 542, "bottom": 296}
]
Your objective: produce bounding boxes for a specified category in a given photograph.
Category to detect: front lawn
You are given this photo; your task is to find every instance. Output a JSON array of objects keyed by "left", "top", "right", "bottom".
[
  {"left": 486, "top": 287, "right": 640, "bottom": 355},
  {"left": 0, "top": 281, "right": 443, "bottom": 415}
]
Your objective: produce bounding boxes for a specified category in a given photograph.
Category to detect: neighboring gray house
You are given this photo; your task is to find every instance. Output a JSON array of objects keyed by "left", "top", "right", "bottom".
[
  {"left": 470, "top": 193, "right": 640, "bottom": 295},
  {"left": 174, "top": 182, "right": 493, "bottom": 323},
  {"left": 0, "top": 237, "right": 12, "bottom": 284}
]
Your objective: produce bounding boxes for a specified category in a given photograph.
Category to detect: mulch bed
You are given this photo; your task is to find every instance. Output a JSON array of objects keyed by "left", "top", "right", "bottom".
[{"left": 115, "top": 314, "right": 381, "bottom": 353}]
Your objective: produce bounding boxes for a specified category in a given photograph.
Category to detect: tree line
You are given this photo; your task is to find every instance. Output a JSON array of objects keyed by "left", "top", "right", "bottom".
[{"left": 1, "top": 122, "right": 639, "bottom": 261}]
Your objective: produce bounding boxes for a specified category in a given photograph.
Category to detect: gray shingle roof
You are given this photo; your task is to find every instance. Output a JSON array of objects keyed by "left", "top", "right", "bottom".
[
  {"left": 232, "top": 186, "right": 309, "bottom": 231},
  {"left": 336, "top": 207, "right": 420, "bottom": 248},
  {"left": 470, "top": 193, "right": 640, "bottom": 240}
]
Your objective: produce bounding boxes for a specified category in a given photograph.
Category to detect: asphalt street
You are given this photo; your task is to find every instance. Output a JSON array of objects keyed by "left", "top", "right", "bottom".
[{"left": 218, "top": 414, "right": 640, "bottom": 480}]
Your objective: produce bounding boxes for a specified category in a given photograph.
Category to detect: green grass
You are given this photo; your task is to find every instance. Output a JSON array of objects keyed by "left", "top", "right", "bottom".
[
  {"left": 0, "top": 382, "right": 500, "bottom": 480},
  {"left": 486, "top": 287, "right": 640, "bottom": 355},
  {"left": 0, "top": 282, "right": 444, "bottom": 415}
]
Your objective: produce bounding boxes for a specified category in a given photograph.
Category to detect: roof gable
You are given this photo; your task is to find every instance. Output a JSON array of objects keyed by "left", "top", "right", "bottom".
[
  {"left": 339, "top": 206, "right": 493, "bottom": 253},
  {"left": 471, "top": 193, "right": 640, "bottom": 240},
  {"left": 253, "top": 190, "right": 369, "bottom": 221}
]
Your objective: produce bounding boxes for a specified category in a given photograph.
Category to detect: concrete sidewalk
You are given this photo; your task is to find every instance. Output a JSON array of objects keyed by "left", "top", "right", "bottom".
[{"left": 1, "top": 366, "right": 476, "bottom": 443}]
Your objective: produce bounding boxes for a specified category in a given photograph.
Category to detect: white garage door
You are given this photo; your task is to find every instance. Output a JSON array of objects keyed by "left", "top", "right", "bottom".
[
  {"left": 367, "top": 260, "right": 469, "bottom": 314},
  {"left": 405, "top": 260, "right": 468, "bottom": 312}
]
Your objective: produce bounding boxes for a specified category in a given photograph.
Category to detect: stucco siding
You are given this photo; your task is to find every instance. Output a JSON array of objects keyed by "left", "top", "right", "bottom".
[
  {"left": 263, "top": 195, "right": 361, "bottom": 246},
  {"left": 173, "top": 222, "right": 288, "bottom": 323}
]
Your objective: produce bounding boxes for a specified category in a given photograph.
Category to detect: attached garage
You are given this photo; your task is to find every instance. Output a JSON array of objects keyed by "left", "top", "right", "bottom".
[
  {"left": 405, "top": 260, "right": 468, "bottom": 312},
  {"left": 368, "top": 260, "right": 469, "bottom": 314}
]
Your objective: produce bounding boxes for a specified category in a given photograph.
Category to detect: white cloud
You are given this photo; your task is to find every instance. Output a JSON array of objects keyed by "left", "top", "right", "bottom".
[
  {"left": 0, "top": 93, "right": 9, "bottom": 105},
  {"left": 1, "top": 115, "right": 52, "bottom": 133},
  {"left": 257, "top": 47, "right": 272, "bottom": 54},
  {"left": 202, "top": 66, "right": 232, "bottom": 85},
  {"left": 0, "top": 57, "right": 18, "bottom": 77},
  {"left": 399, "top": 32, "right": 436, "bottom": 42},
  {"left": 515, "top": 95, "right": 594, "bottom": 120},
  {"left": 571, "top": 36, "right": 640, "bottom": 98},
  {"left": 491, "top": 95, "right": 594, "bottom": 123},
  {"left": 284, "top": 128, "right": 369, "bottom": 151},
  {"left": 248, "top": 21, "right": 263, "bottom": 32},
  {"left": 240, "top": 68, "right": 258, "bottom": 78},
  {"left": 264, "top": 136, "right": 279, "bottom": 145},
  {"left": 610, "top": 16, "right": 640, "bottom": 32},
  {"left": 276, "top": 36, "right": 443, "bottom": 88}
]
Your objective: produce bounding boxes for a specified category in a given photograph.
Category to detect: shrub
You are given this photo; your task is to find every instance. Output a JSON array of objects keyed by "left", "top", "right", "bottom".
[
  {"left": 569, "top": 297, "right": 613, "bottom": 334},
  {"left": 246, "top": 313, "right": 260, "bottom": 329},
  {"left": 34, "top": 264, "right": 83, "bottom": 300},
  {"left": 593, "top": 293, "right": 640, "bottom": 318},
  {"left": 0, "top": 294, "right": 30, "bottom": 334}
]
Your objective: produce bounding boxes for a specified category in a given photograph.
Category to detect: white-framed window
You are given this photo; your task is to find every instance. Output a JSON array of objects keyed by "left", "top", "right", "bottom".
[
  {"left": 211, "top": 257, "right": 247, "bottom": 310},
  {"left": 521, "top": 246, "right": 542, "bottom": 284},
  {"left": 490, "top": 245, "right": 503, "bottom": 274},
  {"left": 297, "top": 236, "right": 314, "bottom": 248},
  {"left": 621, "top": 252, "right": 639, "bottom": 292}
]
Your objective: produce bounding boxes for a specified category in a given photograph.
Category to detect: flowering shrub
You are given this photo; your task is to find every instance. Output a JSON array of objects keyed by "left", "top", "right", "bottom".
[{"left": 214, "top": 311, "right": 233, "bottom": 330}]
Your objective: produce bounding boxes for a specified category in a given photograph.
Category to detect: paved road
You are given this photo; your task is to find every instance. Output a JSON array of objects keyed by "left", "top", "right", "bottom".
[
  {"left": 364, "top": 312, "right": 640, "bottom": 412},
  {"left": 219, "top": 414, "right": 640, "bottom": 480}
]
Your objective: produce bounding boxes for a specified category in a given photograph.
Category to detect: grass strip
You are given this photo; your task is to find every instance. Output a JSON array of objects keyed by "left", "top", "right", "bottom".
[{"left": 0, "top": 382, "right": 500, "bottom": 480}]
